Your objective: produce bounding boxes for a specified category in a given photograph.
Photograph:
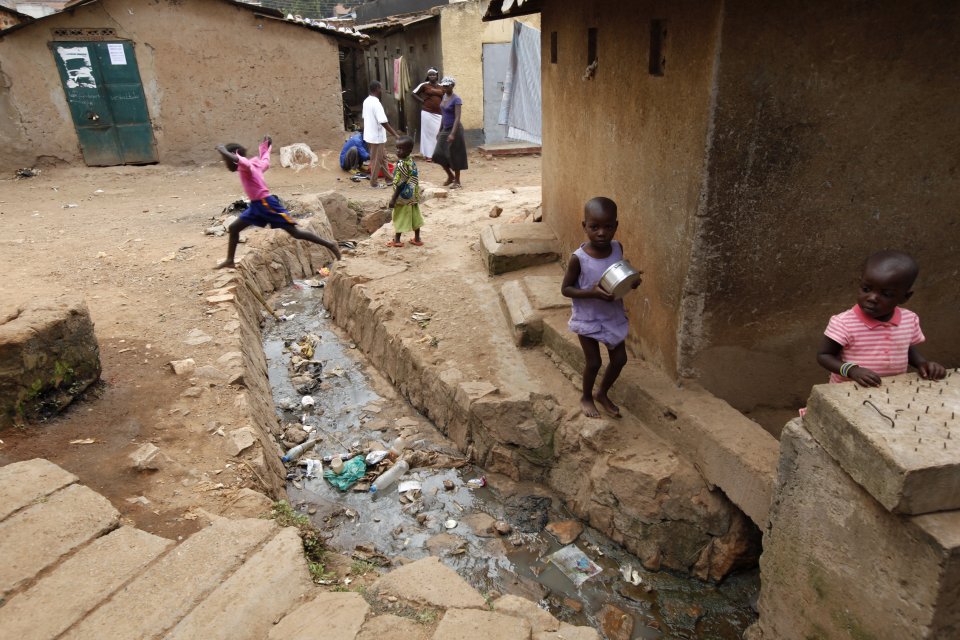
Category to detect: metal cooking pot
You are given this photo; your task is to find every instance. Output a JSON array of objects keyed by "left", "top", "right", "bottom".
[{"left": 599, "top": 260, "right": 641, "bottom": 299}]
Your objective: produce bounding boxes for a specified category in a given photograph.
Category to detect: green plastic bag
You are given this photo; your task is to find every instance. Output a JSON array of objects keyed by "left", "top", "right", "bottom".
[{"left": 323, "top": 456, "right": 367, "bottom": 491}]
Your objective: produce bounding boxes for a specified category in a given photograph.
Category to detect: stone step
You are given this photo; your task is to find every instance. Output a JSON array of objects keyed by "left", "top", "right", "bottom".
[
  {"left": 268, "top": 592, "right": 370, "bottom": 639},
  {"left": 431, "top": 608, "right": 532, "bottom": 640},
  {"left": 541, "top": 313, "right": 779, "bottom": 528},
  {"left": 0, "top": 526, "right": 173, "bottom": 640},
  {"left": 166, "top": 527, "right": 313, "bottom": 640},
  {"left": 62, "top": 517, "right": 278, "bottom": 640},
  {"left": 498, "top": 275, "right": 568, "bottom": 347},
  {"left": 0, "top": 482, "right": 119, "bottom": 598},
  {"left": 0, "top": 458, "right": 77, "bottom": 521},
  {"left": 480, "top": 224, "right": 560, "bottom": 275}
]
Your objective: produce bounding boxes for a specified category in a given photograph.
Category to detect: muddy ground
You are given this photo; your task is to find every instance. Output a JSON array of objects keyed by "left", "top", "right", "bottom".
[{"left": 0, "top": 147, "right": 542, "bottom": 540}]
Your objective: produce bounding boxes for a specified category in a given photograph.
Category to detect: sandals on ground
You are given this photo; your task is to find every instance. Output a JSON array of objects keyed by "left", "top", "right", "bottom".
[
  {"left": 386, "top": 241, "right": 404, "bottom": 248},
  {"left": 408, "top": 240, "right": 424, "bottom": 246}
]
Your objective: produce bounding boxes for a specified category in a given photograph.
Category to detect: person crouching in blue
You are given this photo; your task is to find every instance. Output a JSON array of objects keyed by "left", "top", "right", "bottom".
[{"left": 339, "top": 132, "right": 369, "bottom": 173}]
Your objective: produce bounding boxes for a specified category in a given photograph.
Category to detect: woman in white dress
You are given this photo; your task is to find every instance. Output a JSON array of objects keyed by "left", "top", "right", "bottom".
[{"left": 411, "top": 68, "right": 444, "bottom": 161}]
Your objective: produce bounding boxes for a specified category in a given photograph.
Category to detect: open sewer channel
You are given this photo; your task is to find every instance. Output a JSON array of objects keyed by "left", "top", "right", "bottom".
[{"left": 265, "top": 283, "right": 759, "bottom": 639}]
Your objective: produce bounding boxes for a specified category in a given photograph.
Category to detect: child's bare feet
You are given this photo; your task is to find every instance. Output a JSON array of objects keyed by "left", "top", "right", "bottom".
[
  {"left": 215, "top": 259, "right": 235, "bottom": 270},
  {"left": 594, "top": 393, "right": 621, "bottom": 418},
  {"left": 581, "top": 396, "right": 601, "bottom": 418}
]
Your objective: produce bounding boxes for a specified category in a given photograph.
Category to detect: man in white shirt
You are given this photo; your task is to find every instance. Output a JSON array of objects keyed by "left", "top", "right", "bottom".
[{"left": 362, "top": 81, "right": 399, "bottom": 188}]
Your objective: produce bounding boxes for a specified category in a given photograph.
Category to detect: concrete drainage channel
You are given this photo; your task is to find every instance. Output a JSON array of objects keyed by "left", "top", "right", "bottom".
[{"left": 263, "top": 284, "right": 758, "bottom": 639}]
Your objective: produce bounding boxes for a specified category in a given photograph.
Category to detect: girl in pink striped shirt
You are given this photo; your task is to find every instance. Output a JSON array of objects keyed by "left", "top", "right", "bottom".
[{"left": 816, "top": 251, "right": 945, "bottom": 387}]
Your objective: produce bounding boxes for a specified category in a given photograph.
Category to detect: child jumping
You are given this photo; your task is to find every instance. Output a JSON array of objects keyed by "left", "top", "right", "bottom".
[
  {"left": 816, "top": 250, "right": 945, "bottom": 386},
  {"left": 386, "top": 136, "right": 424, "bottom": 248},
  {"left": 215, "top": 135, "right": 340, "bottom": 269},
  {"left": 561, "top": 197, "right": 641, "bottom": 418}
]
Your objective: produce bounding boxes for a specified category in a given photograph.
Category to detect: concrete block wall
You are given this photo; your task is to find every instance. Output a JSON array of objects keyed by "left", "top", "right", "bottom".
[{"left": 755, "top": 379, "right": 960, "bottom": 639}]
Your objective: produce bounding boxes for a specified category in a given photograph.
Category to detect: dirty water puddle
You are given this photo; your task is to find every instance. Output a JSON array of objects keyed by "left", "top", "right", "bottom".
[{"left": 265, "top": 284, "right": 758, "bottom": 639}]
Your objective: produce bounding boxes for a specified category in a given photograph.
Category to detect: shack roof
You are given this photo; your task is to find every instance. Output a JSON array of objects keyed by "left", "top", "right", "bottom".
[
  {"left": 0, "top": 0, "right": 371, "bottom": 43},
  {"left": 482, "top": 0, "right": 542, "bottom": 22},
  {"left": 354, "top": 10, "right": 438, "bottom": 37}
]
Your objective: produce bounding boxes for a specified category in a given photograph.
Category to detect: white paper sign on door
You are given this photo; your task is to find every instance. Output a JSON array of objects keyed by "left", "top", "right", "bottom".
[{"left": 107, "top": 43, "right": 127, "bottom": 65}]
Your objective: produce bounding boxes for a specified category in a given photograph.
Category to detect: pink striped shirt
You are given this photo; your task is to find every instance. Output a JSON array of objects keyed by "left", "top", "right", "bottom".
[
  {"left": 824, "top": 305, "right": 925, "bottom": 383},
  {"left": 235, "top": 139, "right": 271, "bottom": 200}
]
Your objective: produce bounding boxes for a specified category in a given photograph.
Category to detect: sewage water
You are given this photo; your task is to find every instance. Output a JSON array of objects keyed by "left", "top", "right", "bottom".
[{"left": 266, "top": 284, "right": 759, "bottom": 639}]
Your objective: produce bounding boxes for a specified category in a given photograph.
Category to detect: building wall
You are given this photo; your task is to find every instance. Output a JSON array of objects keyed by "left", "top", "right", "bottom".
[
  {"left": 682, "top": 1, "right": 960, "bottom": 413},
  {"left": 438, "top": 0, "right": 538, "bottom": 134},
  {"left": 540, "top": 0, "right": 723, "bottom": 371},
  {"left": 0, "top": 0, "right": 344, "bottom": 168},
  {"left": 365, "top": 19, "right": 443, "bottom": 137}
]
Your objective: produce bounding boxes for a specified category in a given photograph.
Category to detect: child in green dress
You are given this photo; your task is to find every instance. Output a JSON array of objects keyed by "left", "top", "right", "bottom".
[{"left": 386, "top": 136, "right": 424, "bottom": 247}]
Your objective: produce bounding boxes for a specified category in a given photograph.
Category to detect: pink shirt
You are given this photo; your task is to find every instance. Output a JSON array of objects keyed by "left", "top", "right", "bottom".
[
  {"left": 236, "top": 139, "right": 271, "bottom": 200},
  {"left": 824, "top": 305, "right": 925, "bottom": 383}
]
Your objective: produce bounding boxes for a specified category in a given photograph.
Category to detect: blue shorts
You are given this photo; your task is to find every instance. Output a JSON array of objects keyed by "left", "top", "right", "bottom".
[{"left": 239, "top": 195, "right": 297, "bottom": 229}]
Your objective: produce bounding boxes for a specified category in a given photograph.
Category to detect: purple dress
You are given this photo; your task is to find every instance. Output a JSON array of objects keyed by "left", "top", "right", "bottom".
[{"left": 568, "top": 241, "right": 629, "bottom": 347}]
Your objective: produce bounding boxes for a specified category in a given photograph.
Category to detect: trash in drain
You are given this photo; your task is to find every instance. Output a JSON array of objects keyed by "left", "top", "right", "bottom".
[{"left": 546, "top": 545, "right": 603, "bottom": 587}]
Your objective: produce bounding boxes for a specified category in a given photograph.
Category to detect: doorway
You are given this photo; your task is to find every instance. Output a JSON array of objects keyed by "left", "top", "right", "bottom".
[{"left": 51, "top": 40, "right": 158, "bottom": 166}]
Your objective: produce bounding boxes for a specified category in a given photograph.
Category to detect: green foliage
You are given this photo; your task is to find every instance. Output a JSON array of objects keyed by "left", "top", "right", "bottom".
[
  {"left": 267, "top": 500, "right": 328, "bottom": 581},
  {"left": 350, "top": 559, "right": 378, "bottom": 576}
]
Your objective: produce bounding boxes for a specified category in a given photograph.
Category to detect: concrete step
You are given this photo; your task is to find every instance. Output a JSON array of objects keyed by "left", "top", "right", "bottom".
[
  {"left": 541, "top": 313, "right": 779, "bottom": 528},
  {"left": 62, "top": 517, "right": 278, "bottom": 640},
  {"left": 166, "top": 527, "right": 313, "bottom": 640},
  {"left": 0, "top": 482, "right": 119, "bottom": 598},
  {"left": 480, "top": 223, "right": 560, "bottom": 275},
  {"left": 0, "top": 458, "right": 77, "bottom": 521},
  {"left": 0, "top": 526, "right": 173, "bottom": 640},
  {"left": 498, "top": 275, "right": 569, "bottom": 347},
  {"left": 268, "top": 592, "right": 370, "bottom": 639}
]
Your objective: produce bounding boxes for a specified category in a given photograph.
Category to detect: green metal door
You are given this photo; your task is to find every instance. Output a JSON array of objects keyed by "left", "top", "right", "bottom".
[{"left": 52, "top": 41, "right": 157, "bottom": 166}]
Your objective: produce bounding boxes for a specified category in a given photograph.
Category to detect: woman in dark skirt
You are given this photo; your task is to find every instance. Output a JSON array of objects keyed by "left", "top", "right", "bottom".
[{"left": 433, "top": 76, "right": 468, "bottom": 189}]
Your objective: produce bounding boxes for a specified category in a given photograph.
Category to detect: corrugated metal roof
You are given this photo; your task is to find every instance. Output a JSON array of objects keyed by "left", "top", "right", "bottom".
[
  {"left": 1, "top": 0, "right": 371, "bottom": 43},
  {"left": 354, "top": 10, "right": 438, "bottom": 35},
  {"left": 482, "top": 0, "right": 543, "bottom": 22}
]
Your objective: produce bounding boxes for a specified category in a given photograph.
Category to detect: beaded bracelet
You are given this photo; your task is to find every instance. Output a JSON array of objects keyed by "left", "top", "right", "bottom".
[{"left": 839, "top": 362, "right": 858, "bottom": 378}]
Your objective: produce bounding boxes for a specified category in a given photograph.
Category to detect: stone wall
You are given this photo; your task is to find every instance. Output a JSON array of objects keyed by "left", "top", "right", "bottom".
[
  {"left": 0, "top": 297, "right": 101, "bottom": 428},
  {"left": 220, "top": 214, "right": 339, "bottom": 498},
  {"left": 324, "top": 267, "right": 760, "bottom": 579},
  {"left": 755, "top": 376, "right": 960, "bottom": 639}
]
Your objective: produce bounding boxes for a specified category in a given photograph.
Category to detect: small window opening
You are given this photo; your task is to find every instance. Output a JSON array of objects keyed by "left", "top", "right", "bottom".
[
  {"left": 587, "top": 27, "right": 597, "bottom": 66},
  {"left": 422, "top": 43, "right": 428, "bottom": 51},
  {"left": 550, "top": 31, "right": 558, "bottom": 64},
  {"left": 374, "top": 56, "right": 380, "bottom": 81},
  {"left": 409, "top": 45, "right": 414, "bottom": 53},
  {"left": 649, "top": 19, "right": 667, "bottom": 76}
]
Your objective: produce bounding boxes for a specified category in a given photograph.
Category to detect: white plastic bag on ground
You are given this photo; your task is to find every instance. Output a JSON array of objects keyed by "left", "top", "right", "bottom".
[{"left": 279, "top": 143, "right": 318, "bottom": 171}]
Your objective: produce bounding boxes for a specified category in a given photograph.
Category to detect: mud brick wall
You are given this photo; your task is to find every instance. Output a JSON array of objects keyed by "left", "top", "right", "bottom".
[{"left": 0, "top": 297, "right": 101, "bottom": 429}]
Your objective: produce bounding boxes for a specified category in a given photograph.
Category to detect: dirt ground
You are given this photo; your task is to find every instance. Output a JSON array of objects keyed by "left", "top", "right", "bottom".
[{"left": 0, "top": 147, "right": 542, "bottom": 540}]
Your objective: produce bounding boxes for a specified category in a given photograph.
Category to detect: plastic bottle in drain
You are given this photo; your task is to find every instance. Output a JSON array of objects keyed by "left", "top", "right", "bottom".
[
  {"left": 369, "top": 459, "right": 409, "bottom": 494},
  {"left": 387, "top": 437, "right": 406, "bottom": 459},
  {"left": 281, "top": 436, "right": 320, "bottom": 463}
]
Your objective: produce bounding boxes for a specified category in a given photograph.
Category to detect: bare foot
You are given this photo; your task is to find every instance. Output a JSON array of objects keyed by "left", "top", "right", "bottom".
[
  {"left": 581, "top": 396, "right": 601, "bottom": 418},
  {"left": 594, "top": 393, "right": 621, "bottom": 418},
  {"left": 215, "top": 259, "right": 235, "bottom": 270},
  {"left": 442, "top": 178, "right": 453, "bottom": 186}
]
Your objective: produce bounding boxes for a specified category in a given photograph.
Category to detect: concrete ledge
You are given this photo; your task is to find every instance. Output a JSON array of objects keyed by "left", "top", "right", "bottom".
[
  {"left": 757, "top": 419, "right": 960, "bottom": 639},
  {"left": 478, "top": 142, "right": 542, "bottom": 157},
  {"left": 480, "top": 224, "right": 560, "bottom": 275},
  {"left": 806, "top": 376, "right": 960, "bottom": 515},
  {"left": 542, "top": 314, "right": 779, "bottom": 528}
]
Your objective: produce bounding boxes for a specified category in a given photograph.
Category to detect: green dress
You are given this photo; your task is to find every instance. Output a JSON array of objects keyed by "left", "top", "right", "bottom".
[{"left": 392, "top": 156, "right": 425, "bottom": 233}]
